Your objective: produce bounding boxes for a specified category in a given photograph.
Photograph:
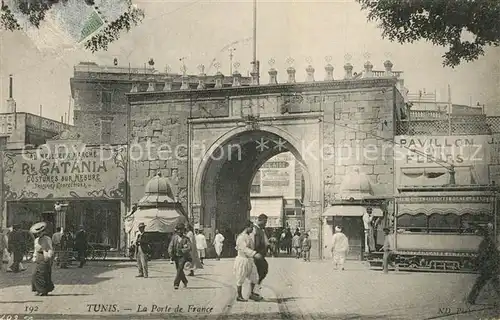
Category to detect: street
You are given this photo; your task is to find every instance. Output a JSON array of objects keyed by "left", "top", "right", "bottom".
[{"left": 0, "top": 258, "right": 499, "bottom": 320}]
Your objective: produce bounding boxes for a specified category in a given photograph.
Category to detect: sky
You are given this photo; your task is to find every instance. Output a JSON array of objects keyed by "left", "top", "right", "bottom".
[{"left": 0, "top": 0, "right": 499, "bottom": 124}]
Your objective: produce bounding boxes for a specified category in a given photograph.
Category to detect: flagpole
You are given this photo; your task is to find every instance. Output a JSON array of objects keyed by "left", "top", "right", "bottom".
[
  {"left": 253, "top": 0, "right": 257, "bottom": 65},
  {"left": 251, "top": 0, "right": 259, "bottom": 85}
]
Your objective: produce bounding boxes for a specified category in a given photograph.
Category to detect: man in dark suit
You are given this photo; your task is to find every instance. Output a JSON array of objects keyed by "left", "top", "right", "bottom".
[
  {"left": 168, "top": 223, "right": 192, "bottom": 289},
  {"left": 7, "top": 224, "right": 26, "bottom": 273},
  {"left": 74, "top": 225, "right": 88, "bottom": 268},
  {"left": 135, "top": 222, "right": 150, "bottom": 278},
  {"left": 251, "top": 214, "right": 268, "bottom": 301}
]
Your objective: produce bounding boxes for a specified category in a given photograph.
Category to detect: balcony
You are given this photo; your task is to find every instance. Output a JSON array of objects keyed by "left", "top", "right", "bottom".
[{"left": 409, "top": 110, "right": 447, "bottom": 120}]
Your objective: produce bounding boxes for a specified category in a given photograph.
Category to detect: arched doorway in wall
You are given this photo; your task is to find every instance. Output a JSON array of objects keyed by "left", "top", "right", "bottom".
[{"left": 194, "top": 128, "right": 314, "bottom": 257}]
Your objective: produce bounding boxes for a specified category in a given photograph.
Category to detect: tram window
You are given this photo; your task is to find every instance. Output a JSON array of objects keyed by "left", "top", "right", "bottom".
[
  {"left": 460, "top": 214, "right": 491, "bottom": 234},
  {"left": 428, "top": 213, "right": 460, "bottom": 233},
  {"left": 397, "top": 214, "right": 427, "bottom": 233}
]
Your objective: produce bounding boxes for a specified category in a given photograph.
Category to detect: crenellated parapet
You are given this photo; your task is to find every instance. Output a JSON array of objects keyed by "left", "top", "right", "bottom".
[{"left": 125, "top": 58, "right": 404, "bottom": 96}]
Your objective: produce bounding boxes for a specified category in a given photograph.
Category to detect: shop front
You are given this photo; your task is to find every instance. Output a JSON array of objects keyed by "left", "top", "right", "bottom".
[
  {"left": 322, "top": 168, "right": 390, "bottom": 260},
  {"left": 2, "top": 141, "right": 127, "bottom": 250}
]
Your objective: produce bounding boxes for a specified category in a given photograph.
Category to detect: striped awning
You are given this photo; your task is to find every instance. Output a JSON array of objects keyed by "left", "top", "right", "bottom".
[
  {"left": 322, "top": 205, "right": 383, "bottom": 217},
  {"left": 397, "top": 202, "right": 492, "bottom": 216}
]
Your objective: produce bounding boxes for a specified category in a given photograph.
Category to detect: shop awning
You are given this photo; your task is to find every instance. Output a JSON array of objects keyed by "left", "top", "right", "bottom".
[
  {"left": 399, "top": 167, "right": 477, "bottom": 186},
  {"left": 250, "top": 197, "right": 283, "bottom": 228},
  {"left": 322, "top": 205, "right": 383, "bottom": 217},
  {"left": 397, "top": 202, "right": 491, "bottom": 216},
  {"left": 127, "top": 207, "right": 187, "bottom": 233}
]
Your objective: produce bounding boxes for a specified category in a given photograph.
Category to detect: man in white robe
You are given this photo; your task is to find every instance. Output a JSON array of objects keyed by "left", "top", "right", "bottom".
[
  {"left": 331, "top": 226, "right": 349, "bottom": 270},
  {"left": 213, "top": 229, "right": 225, "bottom": 260},
  {"left": 195, "top": 229, "right": 207, "bottom": 265},
  {"left": 362, "top": 207, "right": 376, "bottom": 253},
  {"left": 186, "top": 225, "right": 203, "bottom": 276},
  {"left": 234, "top": 221, "right": 262, "bottom": 302}
]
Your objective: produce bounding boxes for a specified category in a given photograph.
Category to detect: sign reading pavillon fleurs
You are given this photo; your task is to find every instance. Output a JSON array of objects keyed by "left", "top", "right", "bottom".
[{"left": 3, "top": 144, "right": 127, "bottom": 200}]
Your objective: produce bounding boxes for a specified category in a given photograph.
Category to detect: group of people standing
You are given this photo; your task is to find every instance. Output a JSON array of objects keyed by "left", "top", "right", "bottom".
[
  {"left": 2, "top": 223, "right": 89, "bottom": 274},
  {"left": 50, "top": 226, "right": 88, "bottom": 269},
  {"left": 291, "top": 230, "right": 312, "bottom": 261},
  {"left": 134, "top": 222, "right": 223, "bottom": 289}
]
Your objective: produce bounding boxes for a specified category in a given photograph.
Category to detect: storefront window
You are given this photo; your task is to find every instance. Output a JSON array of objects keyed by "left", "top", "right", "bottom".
[
  {"left": 397, "top": 214, "right": 427, "bottom": 232},
  {"left": 7, "top": 200, "right": 121, "bottom": 249},
  {"left": 428, "top": 213, "right": 460, "bottom": 233},
  {"left": 7, "top": 202, "right": 56, "bottom": 230}
]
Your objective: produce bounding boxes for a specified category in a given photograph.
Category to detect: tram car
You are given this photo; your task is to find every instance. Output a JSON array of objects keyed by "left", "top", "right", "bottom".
[{"left": 368, "top": 185, "right": 498, "bottom": 272}]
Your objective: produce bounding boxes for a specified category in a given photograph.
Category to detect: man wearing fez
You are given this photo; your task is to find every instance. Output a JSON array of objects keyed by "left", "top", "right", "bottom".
[
  {"left": 250, "top": 214, "right": 269, "bottom": 300},
  {"left": 362, "top": 207, "right": 376, "bottom": 253},
  {"left": 135, "top": 222, "right": 150, "bottom": 278},
  {"left": 185, "top": 224, "right": 203, "bottom": 276},
  {"left": 168, "top": 223, "right": 192, "bottom": 289}
]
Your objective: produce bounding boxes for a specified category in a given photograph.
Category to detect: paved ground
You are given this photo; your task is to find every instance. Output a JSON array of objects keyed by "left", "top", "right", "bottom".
[{"left": 0, "top": 257, "right": 499, "bottom": 320}]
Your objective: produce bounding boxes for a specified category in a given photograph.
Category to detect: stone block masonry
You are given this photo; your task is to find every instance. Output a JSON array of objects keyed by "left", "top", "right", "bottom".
[
  {"left": 129, "top": 102, "right": 190, "bottom": 210},
  {"left": 125, "top": 74, "right": 403, "bottom": 260},
  {"left": 322, "top": 87, "right": 399, "bottom": 198}
]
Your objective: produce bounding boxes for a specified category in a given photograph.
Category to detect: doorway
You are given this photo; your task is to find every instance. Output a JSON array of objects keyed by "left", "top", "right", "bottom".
[{"left": 332, "top": 216, "right": 364, "bottom": 260}]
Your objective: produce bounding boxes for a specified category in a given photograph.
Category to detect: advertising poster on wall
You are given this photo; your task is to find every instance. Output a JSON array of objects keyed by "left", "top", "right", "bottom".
[
  {"left": 3, "top": 144, "right": 127, "bottom": 201},
  {"left": 394, "top": 135, "right": 495, "bottom": 187},
  {"left": 259, "top": 152, "right": 296, "bottom": 198}
]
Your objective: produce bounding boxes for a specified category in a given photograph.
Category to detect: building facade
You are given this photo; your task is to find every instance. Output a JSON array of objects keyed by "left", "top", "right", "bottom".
[
  {"left": 0, "top": 77, "right": 72, "bottom": 230},
  {"left": 126, "top": 59, "right": 405, "bottom": 257},
  {"left": 250, "top": 152, "right": 305, "bottom": 229},
  {"left": 70, "top": 62, "right": 252, "bottom": 145}
]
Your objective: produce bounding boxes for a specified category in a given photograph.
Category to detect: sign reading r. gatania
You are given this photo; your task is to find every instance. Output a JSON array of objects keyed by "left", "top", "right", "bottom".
[{"left": 3, "top": 144, "right": 127, "bottom": 200}]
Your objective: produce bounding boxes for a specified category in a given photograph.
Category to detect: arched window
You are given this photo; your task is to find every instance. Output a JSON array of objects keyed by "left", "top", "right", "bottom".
[
  {"left": 428, "top": 213, "right": 460, "bottom": 233},
  {"left": 397, "top": 214, "right": 427, "bottom": 233}
]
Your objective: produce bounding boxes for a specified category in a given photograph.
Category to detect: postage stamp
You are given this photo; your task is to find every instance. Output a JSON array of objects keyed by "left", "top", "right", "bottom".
[{"left": 3, "top": 0, "right": 131, "bottom": 52}]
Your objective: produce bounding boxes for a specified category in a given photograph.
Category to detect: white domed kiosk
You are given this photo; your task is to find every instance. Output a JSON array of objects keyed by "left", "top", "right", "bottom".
[
  {"left": 322, "top": 168, "right": 385, "bottom": 260},
  {"left": 125, "top": 172, "right": 187, "bottom": 238}
]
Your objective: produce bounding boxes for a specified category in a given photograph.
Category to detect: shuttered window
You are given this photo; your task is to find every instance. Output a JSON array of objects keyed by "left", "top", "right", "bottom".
[{"left": 100, "top": 120, "right": 112, "bottom": 144}]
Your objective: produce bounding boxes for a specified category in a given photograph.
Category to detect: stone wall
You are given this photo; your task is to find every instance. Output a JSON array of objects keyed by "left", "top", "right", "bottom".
[
  {"left": 71, "top": 81, "right": 130, "bottom": 145},
  {"left": 323, "top": 87, "right": 399, "bottom": 203},
  {"left": 128, "top": 102, "right": 190, "bottom": 211}
]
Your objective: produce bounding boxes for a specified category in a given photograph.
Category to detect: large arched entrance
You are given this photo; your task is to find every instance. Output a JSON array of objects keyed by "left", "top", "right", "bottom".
[{"left": 193, "top": 128, "right": 315, "bottom": 253}]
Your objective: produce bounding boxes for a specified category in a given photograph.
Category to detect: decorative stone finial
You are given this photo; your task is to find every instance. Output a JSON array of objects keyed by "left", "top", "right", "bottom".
[
  {"left": 180, "top": 75, "right": 190, "bottom": 90},
  {"left": 147, "top": 77, "right": 155, "bottom": 92},
  {"left": 362, "top": 61, "right": 373, "bottom": 78},
  {"left": 325, "top": 64, "right": 334, "bottom": 81},
  {"left": 250, "top": 60, "right": 260, "bottom": 85},
  {"left": 268, "top": 58, "right": 277, "bottom": 85},
  {"left": 130, "top": 79, "right": 139, "bottom": 93},
  {"left": 344, "top": 63, "right": 353, "bottom": 80},
  {"left": 197, "top": 64, "right": 206, "bottom": 90},
  {"left": 163, "top": 75, "right": 173, "bottom": 91},
  {"left": 306, "top": 65, "right": 315, "bottom": 82},
  {"left": 179, "top": 64, "right": 189, "bottom": 90},
  {"left": 214, "top": 71, "right": 224, "bottom": 89},
  {"left": 324, "top": 56, "right": 334, "bottom": 81},
  {"left": 285, "top": 57, "right": 296, "bottom": 83},
  {"left": 384, "top": 60, "right": 393, "bottom": 76},
  {"left": 232, "top": 70, "right": 242, "bottom": 87},
  {"left": 268, "top": 68, "right": 278, "bottom": 85},
  {"left": 305, "top": 57, "right": 315, "bottom": 82}
]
